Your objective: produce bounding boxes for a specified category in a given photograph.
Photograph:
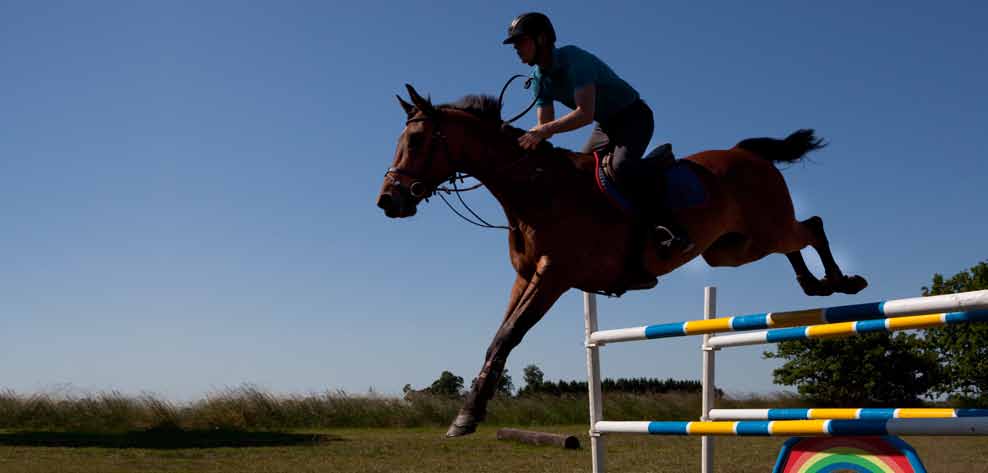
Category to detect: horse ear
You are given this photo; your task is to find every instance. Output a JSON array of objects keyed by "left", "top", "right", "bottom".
[
  {"left": 396, "top": 94, "right": 415, "bottom": 117},
  {"left": 405, "top": 83, "right": 435, "bottom": 115}
]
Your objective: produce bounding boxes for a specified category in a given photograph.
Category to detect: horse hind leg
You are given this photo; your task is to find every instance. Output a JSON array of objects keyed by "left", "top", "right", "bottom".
[{"left": 786, "top": 216, "right": 868, "bottom": 296}]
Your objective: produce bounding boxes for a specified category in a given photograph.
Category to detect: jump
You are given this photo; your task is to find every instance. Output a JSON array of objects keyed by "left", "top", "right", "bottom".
[{"left": 376, "top": 84, "right": 867, "bottom": 437}]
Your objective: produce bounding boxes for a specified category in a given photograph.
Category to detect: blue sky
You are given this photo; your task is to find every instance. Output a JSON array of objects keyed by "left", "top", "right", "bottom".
[{"left": 1, "top": 1, "right": 985, "bottom": 401}]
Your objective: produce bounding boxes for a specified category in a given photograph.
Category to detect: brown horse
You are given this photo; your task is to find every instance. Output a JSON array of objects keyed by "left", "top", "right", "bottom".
[{"left": 377, "top": 84, "right": 867, "bottom": 438}]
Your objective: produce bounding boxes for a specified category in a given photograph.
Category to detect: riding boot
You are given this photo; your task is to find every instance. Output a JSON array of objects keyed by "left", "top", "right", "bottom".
[{"left": 626, "top": 150, "right": 694, "bottom": 257}]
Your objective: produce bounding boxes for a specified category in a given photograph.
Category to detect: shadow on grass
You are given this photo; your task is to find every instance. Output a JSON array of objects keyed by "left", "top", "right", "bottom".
[{"left": 0, "top": 428, "right": 344, "bottom": 449}]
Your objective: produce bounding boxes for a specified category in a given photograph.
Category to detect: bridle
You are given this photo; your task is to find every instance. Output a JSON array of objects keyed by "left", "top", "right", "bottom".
[
  {"left": 384, "top": 115, "right": 451, "bottom": 201},
  {"left": 384, "top": 74, "right": 544, "bottom": 231},
  {"left": 384, "top": 114, "right": 511, "bottom": 230}
]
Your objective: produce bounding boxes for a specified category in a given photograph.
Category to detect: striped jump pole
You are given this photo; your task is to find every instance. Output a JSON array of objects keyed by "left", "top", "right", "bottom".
[
  {"left": 581, "top": 287, "right": 988, "bottom": 473},
  {"left": 706, "top": 309, "right": 988, "bottom": 348},
  {"left": 595, "top": 418, "right": 988, "bottom": 436},
  {"left": 708, "top": 408, "right": 988, "bottom": 421},
  {"left": 589, "top": 289, "right": 988, "bottom": 345}
]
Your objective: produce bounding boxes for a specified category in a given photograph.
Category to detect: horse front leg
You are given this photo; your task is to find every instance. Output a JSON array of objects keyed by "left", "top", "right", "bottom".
[{"left": 446, "top": 256, "right": 568, "bottom": 437}]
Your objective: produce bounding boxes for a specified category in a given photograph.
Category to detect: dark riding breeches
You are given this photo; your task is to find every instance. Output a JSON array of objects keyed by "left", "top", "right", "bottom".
[{"left": 579, "top": 98, "right": 655, "bottom": 185}]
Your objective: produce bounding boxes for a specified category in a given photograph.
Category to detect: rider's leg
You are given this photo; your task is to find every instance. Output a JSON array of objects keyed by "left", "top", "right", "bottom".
[
  {"left": 629, "top": 155, "right": 694, "bottom": 253},
  {"left": 584, "top": 119, "right": 654, "bottom": 288},
  {"left": 580, "top": 123, "right": 611, "bottom": 156},
  {"left": 608, "top": 101, "right": 693, "bottom": 255}
]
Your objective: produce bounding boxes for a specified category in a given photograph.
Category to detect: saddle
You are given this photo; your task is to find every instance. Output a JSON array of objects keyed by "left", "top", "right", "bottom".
[
  {"left": 594, "top": 143, "right": 677, "bottom": 216},
  {"left": 593, "top": 143, "right": 707, "bottom": 296}
]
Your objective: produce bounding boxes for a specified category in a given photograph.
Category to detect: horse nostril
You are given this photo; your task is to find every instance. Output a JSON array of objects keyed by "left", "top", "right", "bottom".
[
  {"left": 377, "top": 194, "right": 393, "bottom": 212},
  {"left": 409, "top": 181, "right": 428, "bottom": 198}
]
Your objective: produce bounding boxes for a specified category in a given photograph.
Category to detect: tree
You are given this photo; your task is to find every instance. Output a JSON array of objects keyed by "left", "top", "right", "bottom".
[
  {"left": 470, "top": 369, "right": 514, "bottom": 398},
  {"left": 764, "top": 331, "right": 938, "bottom": 406},
  {"left": 496, "top": 369, "right": 514, "bottom": 397},
  {"left": 429, "top": 371, "right": 464, "bottom": 398},
  {"left": 523, "top": 365, "right": 545, "bottom": 389},
  {"left": 922, "top": 261, "right": 988, "bottom": 405}
]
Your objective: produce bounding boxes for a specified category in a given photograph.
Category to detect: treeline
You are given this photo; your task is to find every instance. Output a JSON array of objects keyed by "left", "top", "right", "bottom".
[{"left": 405, "top": 363, "right": 721, "bottom": 400}]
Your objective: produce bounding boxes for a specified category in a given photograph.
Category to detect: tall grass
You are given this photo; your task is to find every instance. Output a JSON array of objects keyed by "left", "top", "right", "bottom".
[{"left": 0, "top": 385, "right": 811, "bottom": 433}]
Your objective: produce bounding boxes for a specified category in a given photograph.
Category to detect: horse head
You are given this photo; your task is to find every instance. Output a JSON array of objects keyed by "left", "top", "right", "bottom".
[{"left": 377, "top": 84, "right": 467, "bottom": 218}]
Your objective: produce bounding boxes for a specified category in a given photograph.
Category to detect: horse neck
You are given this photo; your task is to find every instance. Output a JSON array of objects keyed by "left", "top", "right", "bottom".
[{"left": 456, "top": 129, "right": 578, "bottom": 225}]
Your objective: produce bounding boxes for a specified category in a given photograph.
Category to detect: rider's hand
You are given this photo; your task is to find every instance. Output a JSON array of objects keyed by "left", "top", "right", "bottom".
[{"left": 518, "top": 125, "right": 551, "bottom": 150}]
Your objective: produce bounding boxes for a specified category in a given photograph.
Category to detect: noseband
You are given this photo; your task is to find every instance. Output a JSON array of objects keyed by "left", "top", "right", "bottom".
[{"left": 384, "top": 115, "right": 455, "bottom": 200}]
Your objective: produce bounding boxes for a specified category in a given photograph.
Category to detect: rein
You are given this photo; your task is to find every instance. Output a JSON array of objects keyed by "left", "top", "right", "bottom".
[{"left": 498, "top": 74, "right": 541, "bottom": 125}]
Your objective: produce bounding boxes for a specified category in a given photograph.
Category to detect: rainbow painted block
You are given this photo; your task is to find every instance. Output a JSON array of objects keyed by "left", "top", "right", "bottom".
[{"left": 772, "top": 436, "right": 926, "bottom": 473}]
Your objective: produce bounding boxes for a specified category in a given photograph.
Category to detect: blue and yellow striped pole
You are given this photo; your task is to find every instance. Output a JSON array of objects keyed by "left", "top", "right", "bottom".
[
  {"left": 707, "top": 309, "right": 988, "bottom": 348},
  {"left": 588, "top": 290, "right": 988, "bottom": 345},
  {"left": 595, "top": 418, "right": 988, "bottom": 436},
  {"left": 708, "top": 408, "right": 988, "bottom": 420}
]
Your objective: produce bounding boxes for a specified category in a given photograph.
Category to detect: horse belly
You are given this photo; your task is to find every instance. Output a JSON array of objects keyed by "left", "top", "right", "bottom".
[{"left": 687, "top": 150, "right": 800, "bottom": 265}]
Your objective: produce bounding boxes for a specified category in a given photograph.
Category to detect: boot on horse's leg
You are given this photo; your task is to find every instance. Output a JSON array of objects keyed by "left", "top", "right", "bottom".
[
  {"left": 801, "top": 216, "right": 867, "bottom": 295},
  {"left": 785, "top": 216, "right": 868, "bottom": 296}
]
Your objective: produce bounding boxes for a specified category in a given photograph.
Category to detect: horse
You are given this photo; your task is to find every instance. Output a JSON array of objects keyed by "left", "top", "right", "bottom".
[{"left": 376, "top": 84, "right": 867, "bottom": 437}]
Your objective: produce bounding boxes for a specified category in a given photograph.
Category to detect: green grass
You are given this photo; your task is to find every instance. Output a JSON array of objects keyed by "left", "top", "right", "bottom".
[
  {"left": 2, "top": 387, "right": 984, "bottom": 471},
  {"left": 0, "top": 426, "right": 986, "bottom": 472},
  {"left": 0, "top": 386, "right": 810, "bottom": 432}
]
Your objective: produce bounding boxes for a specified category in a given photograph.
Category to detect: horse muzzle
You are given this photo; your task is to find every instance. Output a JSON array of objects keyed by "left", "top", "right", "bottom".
[{"left": 376, "top": 187, "right": 418, "bottom": 218}]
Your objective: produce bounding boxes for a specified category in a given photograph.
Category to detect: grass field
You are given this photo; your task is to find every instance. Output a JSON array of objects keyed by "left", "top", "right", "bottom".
[{"left": 1, "top": 426, "right": 987, "bottom": 472}]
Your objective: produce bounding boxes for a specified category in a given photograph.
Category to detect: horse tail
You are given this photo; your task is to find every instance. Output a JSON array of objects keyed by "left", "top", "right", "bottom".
[{"left": 735, "top": 129, "right": 826, "bottom": 164}]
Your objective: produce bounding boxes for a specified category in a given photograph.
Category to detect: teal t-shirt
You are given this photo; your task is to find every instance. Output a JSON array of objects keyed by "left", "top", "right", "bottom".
[{"left": 531, "top": 45, "right": 640, "bottom": 123}]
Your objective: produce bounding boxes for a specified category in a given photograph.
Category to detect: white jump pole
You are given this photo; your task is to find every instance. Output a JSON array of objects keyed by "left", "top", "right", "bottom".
[
  {"left": 701, "top": 286, "right": 717, "bottom": 473},
  {"left": 584, "top": 291, "right": 606, "bottom": 473}
]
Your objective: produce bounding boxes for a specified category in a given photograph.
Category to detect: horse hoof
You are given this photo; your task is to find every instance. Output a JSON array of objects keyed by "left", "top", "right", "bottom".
[
  {"left": 445, "top": 413, "right": 477, "bottom": 438},
  {"left": 835, "top": 275, "right": 868, "bottom": 295},
  {"left": 797, "top": 276, "right": 834, "bottom": 297}
]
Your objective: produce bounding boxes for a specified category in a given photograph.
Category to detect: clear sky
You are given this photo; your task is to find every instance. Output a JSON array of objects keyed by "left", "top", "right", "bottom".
[{"left": 1, "top": 1, "right": 986, "bottom": 401}]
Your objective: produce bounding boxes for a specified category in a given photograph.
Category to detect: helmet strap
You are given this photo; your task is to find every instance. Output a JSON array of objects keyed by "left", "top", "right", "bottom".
[{"left": 534, "top": 34, "right": 551, "bottom": 68}]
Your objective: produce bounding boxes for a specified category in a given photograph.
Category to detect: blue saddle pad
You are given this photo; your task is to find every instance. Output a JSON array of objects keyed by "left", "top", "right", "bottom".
[{"left": 662, "top": 162, "right": 707, "bottom": 210}]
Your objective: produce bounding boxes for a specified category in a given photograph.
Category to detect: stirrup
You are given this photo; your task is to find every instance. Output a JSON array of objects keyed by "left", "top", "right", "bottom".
[{"left": 653, "top": 225, "right": 695, "bottom": 253}]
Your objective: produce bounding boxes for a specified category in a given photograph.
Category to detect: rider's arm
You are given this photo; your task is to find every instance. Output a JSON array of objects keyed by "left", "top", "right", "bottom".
[
  {"left": 537, "top": 103, "right": 555, "bottom": 126},
  {"left": 540, "top": 84, "right": 595, "bottom": 136}
]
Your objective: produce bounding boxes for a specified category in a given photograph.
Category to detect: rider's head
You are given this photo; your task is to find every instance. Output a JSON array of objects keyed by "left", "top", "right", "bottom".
[{"left": 502, "top": 12, "right": 555, "bottom": 67}]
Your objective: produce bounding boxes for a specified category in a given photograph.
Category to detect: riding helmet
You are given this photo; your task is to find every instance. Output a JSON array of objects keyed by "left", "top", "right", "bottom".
[{"left": 502, "top": 12, "right": 556, "bottom": 45}]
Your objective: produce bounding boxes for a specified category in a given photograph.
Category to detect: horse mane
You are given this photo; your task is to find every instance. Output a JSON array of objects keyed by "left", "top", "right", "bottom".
[
  {"left": 439, "top": 94, "right": 503, "bottom": 123},
  {"left": 439, "top": 94, "right": 565, "bottom": 160}
]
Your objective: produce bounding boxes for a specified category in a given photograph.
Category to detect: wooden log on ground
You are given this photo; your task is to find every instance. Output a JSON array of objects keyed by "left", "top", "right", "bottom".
[{"left": 496, "top": 428, "right": 580, "bottom": 449}]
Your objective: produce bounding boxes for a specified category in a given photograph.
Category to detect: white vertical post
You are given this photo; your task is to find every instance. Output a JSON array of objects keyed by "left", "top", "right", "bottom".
[
  {"left": 701, "top": 286, "right": 717, "bottom": 473},
  {"left": 584, "top": 292, "right": 605, "bottom": 473}
]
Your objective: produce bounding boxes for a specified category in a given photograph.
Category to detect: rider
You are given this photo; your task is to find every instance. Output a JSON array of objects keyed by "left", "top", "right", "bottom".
[{"left": 503, "top": 12, "right": 692, "bottom": 258}]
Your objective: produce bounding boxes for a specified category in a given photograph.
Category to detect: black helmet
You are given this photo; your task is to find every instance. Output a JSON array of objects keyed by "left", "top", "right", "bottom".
[{"left": 502, "top": 12, "right": 556, "bottom": 45}]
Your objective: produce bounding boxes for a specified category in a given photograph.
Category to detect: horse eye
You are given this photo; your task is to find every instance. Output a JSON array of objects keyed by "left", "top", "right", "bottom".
[{"left": 407, "top": 135, "right": 423, "bottom": 150}]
